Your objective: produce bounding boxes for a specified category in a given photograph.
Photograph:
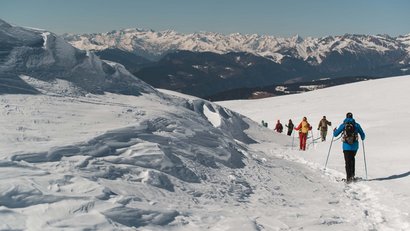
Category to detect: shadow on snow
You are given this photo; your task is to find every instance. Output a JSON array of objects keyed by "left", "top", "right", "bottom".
[{"left": 368, "top": 171, "right": 410, "bottom": 181}]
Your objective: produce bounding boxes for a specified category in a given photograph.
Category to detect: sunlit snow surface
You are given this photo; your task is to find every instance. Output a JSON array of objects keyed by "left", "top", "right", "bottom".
[
  {"left": 1, "top": 78, "right": 409, "bottom": 230},
  {"left": 219, "top": 75, "right": 410, "bottom": 230}
]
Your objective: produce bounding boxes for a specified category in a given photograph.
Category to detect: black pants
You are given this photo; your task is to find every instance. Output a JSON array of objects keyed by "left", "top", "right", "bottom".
[
  {"left": 343, "top": 150, "right": 357, "bottom": 180},
  {"left": 287, "top": 129, "right": 292, "bottom": 136}
]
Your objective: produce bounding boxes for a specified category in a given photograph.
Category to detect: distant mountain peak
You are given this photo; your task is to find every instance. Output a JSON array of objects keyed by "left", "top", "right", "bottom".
[
  {"left": 63, "top": 27, "right": 410, "bottom": 65},
  {"left": 291, "top": 34, "right": 304, "bottom": 43}
]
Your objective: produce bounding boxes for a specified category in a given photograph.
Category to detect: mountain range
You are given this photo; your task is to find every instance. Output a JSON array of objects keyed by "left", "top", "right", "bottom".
[{"left": 64, "top": 28, "right": 410, "bottom": 99}]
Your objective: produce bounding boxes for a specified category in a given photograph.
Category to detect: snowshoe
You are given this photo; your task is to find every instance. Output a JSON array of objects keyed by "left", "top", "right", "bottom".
[{"left": 340, "top": 177, "right": 364, "bottom": 183}]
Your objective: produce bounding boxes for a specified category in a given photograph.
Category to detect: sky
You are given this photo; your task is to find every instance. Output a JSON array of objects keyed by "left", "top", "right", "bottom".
[{"left": 0, "top": 0, "right": 409, "bottom": 37}]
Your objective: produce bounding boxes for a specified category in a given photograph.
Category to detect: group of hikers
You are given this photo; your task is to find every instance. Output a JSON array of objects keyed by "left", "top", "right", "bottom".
[
  {"left": 269, "top": 116, "right": 333, "bottom": 150},
  {"left": 263, "top": 112, "right": 366, "bottom": 183}
]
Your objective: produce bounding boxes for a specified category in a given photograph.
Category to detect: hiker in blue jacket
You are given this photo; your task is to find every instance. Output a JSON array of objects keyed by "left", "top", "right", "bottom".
[{"left": 333, "top": 112, "right": 365, "bottom": 183}]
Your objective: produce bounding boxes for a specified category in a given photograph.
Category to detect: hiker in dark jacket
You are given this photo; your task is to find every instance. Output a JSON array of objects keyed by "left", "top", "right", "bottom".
[
  {"left": 274, "top": 120, "right": 283, "bottom": 133},
  {"left": 333, "top": 112, "right": 365, "bottom": 183},
  {"left": 318, "top": 116, "right": 332, "bottom": 141},
  {"left": 285, "top": 119, "right": 294, "bottom": 136}
]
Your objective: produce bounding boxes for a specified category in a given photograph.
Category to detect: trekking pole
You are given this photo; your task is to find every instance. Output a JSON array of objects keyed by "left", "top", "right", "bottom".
[
  {"left": 311, "top": 130, "right": 315, "bottom": 148},
  {"left": 362, "top": 140, "right": 368, "bottom": 180},
  {"left": 324, "top": 135, "right": 335, "bottom": 170}
]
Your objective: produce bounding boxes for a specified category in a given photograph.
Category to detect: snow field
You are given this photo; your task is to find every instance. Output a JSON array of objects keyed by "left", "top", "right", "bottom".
[
  {"left": 2, "top": 86, "right": 406, "bottom": 230},
  {"left": 219, "top": 75, "right": 410, "bottom": 230}
]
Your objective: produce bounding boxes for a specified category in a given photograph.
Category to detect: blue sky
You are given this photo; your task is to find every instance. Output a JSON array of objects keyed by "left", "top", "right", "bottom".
[{"left": 1, "top": 0, "right": 409, "bottom": 37}]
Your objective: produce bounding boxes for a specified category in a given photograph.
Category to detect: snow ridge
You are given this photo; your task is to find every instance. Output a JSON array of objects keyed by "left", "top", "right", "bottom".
[{"left": 0, "top": 19, "right": 156, "bottom": 96}]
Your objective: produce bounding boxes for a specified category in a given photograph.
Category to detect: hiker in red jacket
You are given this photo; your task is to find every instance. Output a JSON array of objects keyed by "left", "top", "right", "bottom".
[
  {"left": 294, "top": 117, "right": 312, "bottom": 151},
  {"left": 274, "top": 120, "right": 283, "bottom": 133}
]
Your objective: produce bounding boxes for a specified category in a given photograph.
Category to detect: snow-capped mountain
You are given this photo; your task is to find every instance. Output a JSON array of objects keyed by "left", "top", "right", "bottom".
[
  {"left": 64, "top": 28, "right": 410, "bottom": 65},
  {"left": 0, "top": 19, "right": 155, "bottom": 96},
  {"left": 397, "top": 34, "right": 410, "bottom": 51},
  {"left": 63, "top": 27, "right": 410, "bottom": 99}
]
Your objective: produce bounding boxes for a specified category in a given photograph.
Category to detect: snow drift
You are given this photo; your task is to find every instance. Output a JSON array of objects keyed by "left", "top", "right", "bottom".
[{"left": 0, "top": 19, "right": 155, "bottom": 96}]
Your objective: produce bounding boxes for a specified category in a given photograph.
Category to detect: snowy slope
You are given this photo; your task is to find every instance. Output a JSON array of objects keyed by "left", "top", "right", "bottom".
[
  {"left": 3, "top": 79, "right": 410, "bottom": 230},
  {"left": 0, "top": 19, "right": 155, "bottom": 96},
  {"left": 64, "top": 28, "right": 410, "bottom": 65},
  {"left": 219, "top": 75, "right": 410, "bottom": 230}
]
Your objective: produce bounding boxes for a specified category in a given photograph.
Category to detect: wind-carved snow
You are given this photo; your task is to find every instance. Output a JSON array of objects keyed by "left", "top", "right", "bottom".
[
  {"left": 203, "top": 103, "right": 222, "bottom": 127},
  {"left": 20, "top": 75, "right": 86, "bottom": 96},
  {"left": 0, "top": 18, "right": 156, "bottom": 96},
  {"left": 1, "top": 70, "right": 263, "bottom": 229}
]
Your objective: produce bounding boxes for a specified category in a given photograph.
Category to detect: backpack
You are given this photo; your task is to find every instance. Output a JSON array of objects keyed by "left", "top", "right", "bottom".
[
  {"left": 343, "top": 121, "right": 358, "bottom": 144},
  {"left": 301, "top": 121, "right": 310, "bottom": 133}
]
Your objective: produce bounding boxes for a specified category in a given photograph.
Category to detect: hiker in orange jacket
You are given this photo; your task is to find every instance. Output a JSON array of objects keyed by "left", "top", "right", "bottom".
[{"left": 294, "top": 117, "right": 312, "bottom": 151}]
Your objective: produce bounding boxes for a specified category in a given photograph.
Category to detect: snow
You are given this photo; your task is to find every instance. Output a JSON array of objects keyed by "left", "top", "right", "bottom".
[
  {"left": 275, "top": 86, "right": 287, "bottom": 92},
  {"left": 3, "top": 19, "right": 410, "bottom": 230},
  {"left": 1, "top": 75, "right": 410, "bottom": 230},
  {"left": 219, "top": 75, "right": 410, "bottom": 230},
  {"left": 0, "top": 20, "right": 156, "bottom": 96},
  {"left": 299, "top": 85, "right": 326, "bottom": 91},
  {"left": 41, "top": 32, "right": 50, "bottom": 49},
  {"left": 157, "top": 88, "right": 199, "bottom": 101},
  {"left": 202, "top": 104, "right": 222, "bottom": 127},
  {"left": 19, "top": 75, "right": 86, "bottom": 96}
]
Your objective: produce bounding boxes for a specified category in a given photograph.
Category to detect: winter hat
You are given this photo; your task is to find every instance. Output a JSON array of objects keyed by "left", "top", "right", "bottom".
[{"left": 346, "top": 112, "right": 353, "bottom": 118}]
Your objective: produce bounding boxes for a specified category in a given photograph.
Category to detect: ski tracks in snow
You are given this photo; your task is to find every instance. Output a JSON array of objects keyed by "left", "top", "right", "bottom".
[{"left": 265, "top": 146, "right": 409, "bottom": 231}]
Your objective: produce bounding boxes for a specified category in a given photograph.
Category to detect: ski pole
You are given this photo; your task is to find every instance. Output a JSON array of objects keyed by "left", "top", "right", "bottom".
[
  {"left": 311, "top": 130, "right": 315, "bottom": 148},
  {"left": 333, "top": 136, "right": 342, "bottom": 142},
  {"left": 362, "top": 140, "right": 368, "bottom": 180},
  {"left": 291, "top": 130, "right": 295, "bottom": 150},
  {"left": 324, "top": 135, "right": 335, "bottom": 170}
]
